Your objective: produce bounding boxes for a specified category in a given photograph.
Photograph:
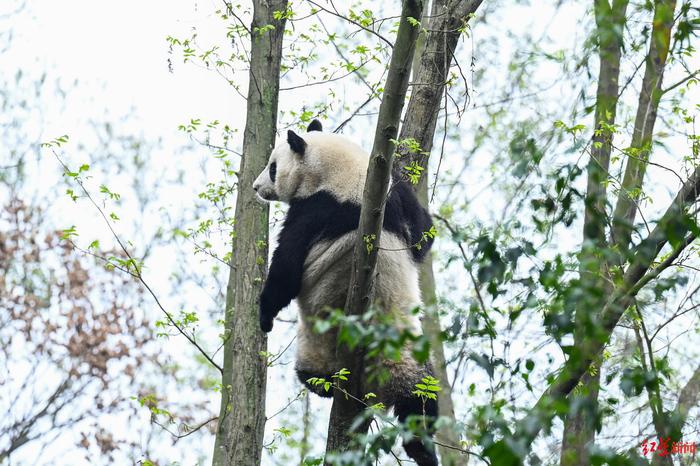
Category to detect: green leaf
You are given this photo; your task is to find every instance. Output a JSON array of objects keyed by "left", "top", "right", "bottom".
[{"left": 61, "top": 225, "right": 78, "bottom": 240}]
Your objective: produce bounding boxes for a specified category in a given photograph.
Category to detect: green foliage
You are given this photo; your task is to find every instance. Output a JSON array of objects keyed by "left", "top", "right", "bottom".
[
  {"left": 100, "top": 184, "right": 121, "bottom": 201},
  {"left": 302, "top": 457, "right": 324, "bottom": 466},
  {"left": 254, "top": 24, "right": 276, "bottom": 36},
  {"left": 415, "top": 225, "right": 437, "bottom": 250},
  {"left": 392, "top": 137, "right": 425, "bottom": 156},
  {"left": 307, "top": 368, "right": 352, "bottom": 395},
  {"left": 134, "top": 394, "right": 173, "bottom": 419},
  {"left": 315, "top": 308, "right": 432, "bottom": 369},
  {"left": 406, "top": 16, "right": 421, "bottom": 28},
  {"left": 307, "top": 376, "right": 333, "bottom": 394},
  {"left": 155, "top": 310, "right": 199, "bottom": 338},
  {"left": 403, "top": 160, "right": 424, "bottom": 184},
  {"left": 332, "top": 367, "right": 351, "bottom": 382},
  {"left": 273, "top": 7, "right": 295, "bottom": 21},
  {"left": 619, "top": 366, "right": 660, "bottom": 398},
  {"left": 412, "top": 375, "right": 441, "bottom": 402},
  {"left": 40, "top": 134, "right": 70, "bottom": 148},
  {"left": 60, "top": 225, "right": 78, "bottom": 240},
  {"left": 509, "top": 129, "right": 544, "bottom": 178},
  {"left": 530, "top": 163, "right": 582, "bottom": 233}
]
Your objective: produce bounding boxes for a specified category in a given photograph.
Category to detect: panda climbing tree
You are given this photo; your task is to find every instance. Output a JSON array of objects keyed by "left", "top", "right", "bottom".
[
  {"left": 211, "top": 0, "right": 486, "bottom": 464},
  {"left": 212, "top": 0, "right": 465, "bottom": 463},
  {"left": 250, "top": 0, "right": 459, "bottom": 464},
  {"left": 254, "top": 119, "right": 439, "bottom": 465}
]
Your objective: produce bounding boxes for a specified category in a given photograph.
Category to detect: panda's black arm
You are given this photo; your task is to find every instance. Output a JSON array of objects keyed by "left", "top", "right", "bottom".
[{"left": 259, "top": 211, "right": 316, "bottom": 332}]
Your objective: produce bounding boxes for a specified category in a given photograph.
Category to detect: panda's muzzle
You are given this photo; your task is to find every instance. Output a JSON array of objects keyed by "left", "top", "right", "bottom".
[{"left": 253, "top": 185, "right": 278, "bottom": 202}]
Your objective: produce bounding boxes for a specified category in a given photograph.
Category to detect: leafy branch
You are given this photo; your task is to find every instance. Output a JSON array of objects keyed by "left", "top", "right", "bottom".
[{"left": 50, "top": 149, "right": 223, "bottom": 373}]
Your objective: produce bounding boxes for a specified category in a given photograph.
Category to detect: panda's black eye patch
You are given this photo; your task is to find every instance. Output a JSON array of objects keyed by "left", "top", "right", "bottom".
[{"left": 269, "top": 162, "right": 277, "bottom": 182}]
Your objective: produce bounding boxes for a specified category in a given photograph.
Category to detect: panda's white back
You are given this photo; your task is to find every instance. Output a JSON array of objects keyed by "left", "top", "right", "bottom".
[{"left": 295, "top": 230, "right": 422, "bottom": 376}]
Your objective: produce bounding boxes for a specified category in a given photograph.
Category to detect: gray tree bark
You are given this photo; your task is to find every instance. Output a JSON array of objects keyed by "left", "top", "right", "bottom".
[
  {"left": 324, "top": 0, "right": 424, "bottom": 461},
  {"left": 649, "top": 363, "right": 700, "bottom": 466},
  {"left": 399, "top": 2, "right": 483, "bottom": 464},
  {"left": 212, "top": 2, "right": 288, "bottom": 465},
  {"left": 633, "top": 321, "right": 673, "bottom": 466}
]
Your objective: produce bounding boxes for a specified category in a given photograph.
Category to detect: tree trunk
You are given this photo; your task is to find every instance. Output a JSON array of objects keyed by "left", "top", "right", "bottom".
[
  {"left": 633, "top": 321, "right": 673, "bottom": 466},
  {"left": 212, "top": 2, "right": 288, "bottom": 465},
  {"left": 299, "top": 393, "right": 311, "bottom": 466},
  {"left": 324, "top": 0, "right": 424, "bottom": 461},
  {"left": 611, "top": 0, "right": 677, "bottom": 251},
  {"left": 399, "top": 2, "right": 483, "bottom": 464},
  {"left": 675, "top": 363, "right": 700, "bottom": 421},
  {"left": 561, "top": 1, "right": 628, "bottom": 464}
]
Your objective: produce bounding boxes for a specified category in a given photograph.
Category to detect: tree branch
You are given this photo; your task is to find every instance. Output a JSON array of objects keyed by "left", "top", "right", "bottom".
[{"left": 494, "top": 164, "right": 700, "bottom": 460}]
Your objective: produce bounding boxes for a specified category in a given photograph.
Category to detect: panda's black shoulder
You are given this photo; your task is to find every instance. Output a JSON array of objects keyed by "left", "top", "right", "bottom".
[
  {"left": 384, "top": 180, "right": 433, "bottom": 262},
  {"left": 285, "top": 191, "right": 361, "bottom": 243},
  {"left": 284, "top": 186, "right": 432, "bottom": 262}
]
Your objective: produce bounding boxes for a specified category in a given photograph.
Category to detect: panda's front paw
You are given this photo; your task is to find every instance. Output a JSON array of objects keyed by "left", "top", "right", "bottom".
[
  {"left": 259, "top": 293, "right": 275, "bottom": 332},
  {"left": 260, "top": 312, "right": 274, "bottom": 333}
]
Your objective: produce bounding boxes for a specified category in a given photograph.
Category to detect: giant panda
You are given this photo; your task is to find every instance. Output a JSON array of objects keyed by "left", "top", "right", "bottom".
[{"left": 253, "top": 119, "right": 439, "bottom": 466}]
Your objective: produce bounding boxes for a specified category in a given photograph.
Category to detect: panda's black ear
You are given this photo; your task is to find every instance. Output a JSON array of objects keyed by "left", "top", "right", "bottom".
[
  {"left": 287, "top": 130, "right": 306, "bottom": 155},
  {"left": 307, "top": 119, "right": 322, "bottom": 132}
]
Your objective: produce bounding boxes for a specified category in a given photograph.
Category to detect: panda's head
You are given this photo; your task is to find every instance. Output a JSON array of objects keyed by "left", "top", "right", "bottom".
[{"left": 253, "top": 119, "right": 369, "bottom": 204}]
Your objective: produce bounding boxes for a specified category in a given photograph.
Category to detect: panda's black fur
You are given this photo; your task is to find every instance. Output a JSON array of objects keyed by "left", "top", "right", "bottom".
[
  {"left": 255, "top": 120, "right": 439, "bottom": 466},
  {"left": 259, "top": 183, "right": 433, "bottom": 331}
]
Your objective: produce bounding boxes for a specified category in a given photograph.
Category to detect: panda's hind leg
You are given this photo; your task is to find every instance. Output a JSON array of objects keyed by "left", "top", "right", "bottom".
[
  {"left": 394, "top": 392, "right": 439, "bottom": 466},
  {"left": 295, "top": 321, "right": 337, "bottom": 398},
  {"left": 384, "top": 360, "right": 439, "bottom": 466}
]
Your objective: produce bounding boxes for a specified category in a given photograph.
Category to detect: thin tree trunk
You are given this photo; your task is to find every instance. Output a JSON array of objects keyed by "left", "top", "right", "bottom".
[
  {"left": 633, "top": 320, "right": 673, "bottom": 466},
  {"left": 650, "top": 365, "right": 700, "bottom": 466},
  {"left": 212, "top": 2, "right": 288, "bottom": 465},
  {"left": 675, "top": 363, "right": 700, "bottom": 421},
  {"left": 324, "top": 0, "right": 424, "bottom": 461},
  {"left": 563, "top": 2, "right": 675, "bottom": 463},
  {"left": 300, "top": 394, "right": 311, "bottom": 466},
  {"left": 633, "top": 316, "right": 700, "bottom": 466},
  {"left": 561, "top": 1, "right": 628, "bottom": 464},
  {"left": 399, "top": 2, "right": 484, "bottom": 464},
  {"left": 611, "top": 0, "right": 677, "bottom": 251}
]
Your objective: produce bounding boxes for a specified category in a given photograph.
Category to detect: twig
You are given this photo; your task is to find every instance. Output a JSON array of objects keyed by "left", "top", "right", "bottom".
[
  {"left": 280, "top": 58, "right": 372, "bottom": 91},
  {"left": 266, "top": 389, "right": 306, "bottom": 420},
  {"left": 220, "top": 0, "right": 251, "bottom": 35},
  {"left": 661, "top": 69, "right": 699, "bottom": 95},
  {"left": 152, "top": 415, "right": 218, "bottom": 440},
  {"left": 307, "top": 0, "right": 394, "bottom": 49},
  {"left": 51, "top": 150, "right": 223, "bottom": 374},
  {"left": 334, "top": 93, "right": 376, "bottom": 133}
]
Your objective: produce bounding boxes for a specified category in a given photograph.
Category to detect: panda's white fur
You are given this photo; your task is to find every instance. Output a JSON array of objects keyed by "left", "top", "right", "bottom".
[
  {"left": 254, "top": 120, "right": 438, "bottom": 466},
  {"left": 296, "top": 232, "right": 423, "bottom": 392},
  {"left": 254, "top": 131, "right": 367, "bottom": 204}
]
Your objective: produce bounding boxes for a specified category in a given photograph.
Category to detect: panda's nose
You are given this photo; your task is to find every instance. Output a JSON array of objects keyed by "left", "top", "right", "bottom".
[{"left": 253, "top": 182, "right": 259, "bottom": 192}]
